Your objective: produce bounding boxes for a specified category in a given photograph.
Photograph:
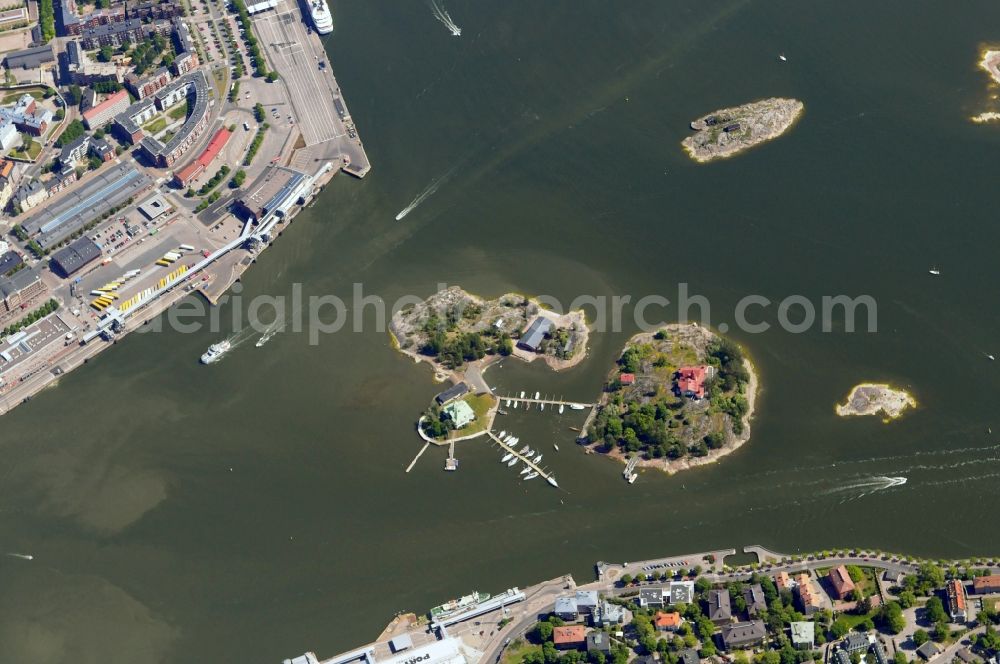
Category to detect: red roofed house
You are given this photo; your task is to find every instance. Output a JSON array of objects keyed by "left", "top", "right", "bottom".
[
  {"left": 676, "top": 366, "right": 708, "bottom": 399},
  {"left": 172, "top": 127, "right": 231, "bottom": 188},
  {"left": 973, "top": 576, "right": 1000, "bottom": 595},
  {"left": 947, "top": 579, "right": 967, "bottom": 622},
  {"left": 828, "top": 565, "right": 856, "bottom": 600},
  {"left": 775, "top": 571, "right": 791, "bottom": 591},
  {"left": 654, "top": 611, "right": 682, "bottom": 631},
  {"left": 619, "top": 373, "right": 635, "bottom": 386},
  {"left": 552, "top": 626, "right": 587, "bottom": 650}
]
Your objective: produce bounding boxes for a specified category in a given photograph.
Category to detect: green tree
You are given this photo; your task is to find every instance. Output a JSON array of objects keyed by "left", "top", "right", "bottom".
[
  {"left": 931, "top": 621, "right": 948, "bottom": 643},
  {"left": 99, "top": 45, "right": 114, "bottom": 62},
  {"left": 912, "top": 629, "right": 929, "bottom": 646},
  {"left": 893, "top": 653, "right": 908, "bottom": 664},
  {"left": 879, "top": 601, "right": 906, "bottom": 634},
  {"left": 533, "top": 621, "right": 553, "bottom": 643},
  {"left": 924, "top": 596, "right": 947, "bottom": 625},
  {"left": 620, "top": 573, "right": 633, "bottom": 585}
]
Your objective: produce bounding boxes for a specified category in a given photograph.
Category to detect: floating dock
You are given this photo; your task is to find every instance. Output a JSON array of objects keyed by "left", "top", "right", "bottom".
[
  {"left": 487, "top": 431, "right": 558, "bottom": 488},
  {"left": 501, "top": 395, "right": 593, "bottom": 409}
]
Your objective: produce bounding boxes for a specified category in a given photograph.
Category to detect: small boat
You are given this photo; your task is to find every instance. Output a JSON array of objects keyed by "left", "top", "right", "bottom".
[
  {"left": 553, "top": 443, "right": 560, "bottom": 451},
  {"left": 524, "top": 448, "right": 534, "bottom": 457},
  {"left": 497, "top": 409, "right": 508, "bottom": 416},
  {"left": 503, "top": 434, "right": 514, "bottom": 443},
  {"left": 505, "top": 399, "right": 510, "bottom": 407},
  {"left": 524, "top": 472, "right": 539, "bottom": 480},
  {"left": 929, "top": 266, "right": 941, "bottom": 275},
  {"left": 498, "top": 431, "right": 506, "bottom": 439},
  {"left": 778, "top": 53, "right": 787, "bottom": 62},
  {"left": 501, "top": 452, "right": 514, "bottom": 463},
  {"left": 519, "top": 445, "right": 529, "bottom": 454},
  {"left": 569, "top": 404, "right": 585, "bottom": 410},
  {"left": 256, "top": 320, "right": 284, "bottom": 347},
  {"left": 534, "top": 391, "right": 540, "bottom": 399},
  {"left": 547, "top": 476, "right": 558, "bottom": 488},
  {"left": 508, "top": 437, "right": 519, "bottom": 445},
  {"left": 628, "top": 473, "right": 638, "bottom": 484},
  {"left": 540, "top": 402, "right": 545, "bottom": 411},
  {"left": 520, "top": 391, "right": 525, "bottom": 398},
  {"left": 987, "top": 353, "right": 997, "bottom": 361},
  {"left": 559, "top": 404, "right": 564, "bottom": 414},
  {"left": 520, "top": 466, "right": 531, "bottom": 475},
  {"left": 506, "top": 457, "right": 518, "bottom": 467},
  {"left": 513, "top": 401, "right": 519, "bottom": 408},
  {"left": 534, "top": 454, "right": 543, "bottom": 463}
]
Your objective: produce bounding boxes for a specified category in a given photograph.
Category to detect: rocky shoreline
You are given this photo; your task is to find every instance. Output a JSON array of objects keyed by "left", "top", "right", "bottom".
[
  {"left": 836, "top": 383, "right": 916, "bottom": 421},
  {"left": 682, "top": 97, "right": 804, "bottom": 162}
]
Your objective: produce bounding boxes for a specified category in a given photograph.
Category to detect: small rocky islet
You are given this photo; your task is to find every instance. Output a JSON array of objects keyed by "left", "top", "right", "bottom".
[{"left": 681, "top": 97, "right": 804, "bottom": 162}]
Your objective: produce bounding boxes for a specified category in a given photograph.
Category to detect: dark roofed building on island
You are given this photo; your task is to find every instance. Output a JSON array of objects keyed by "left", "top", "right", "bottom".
[
  {"left": 517, "top": 316, "right": 553, "bottom": 352},
  {"left": 49, "top": 237, "right": 102, "bottom": 277}
]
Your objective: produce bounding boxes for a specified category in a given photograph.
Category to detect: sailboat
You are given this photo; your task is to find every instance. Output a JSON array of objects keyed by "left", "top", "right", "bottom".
[
  {"left": 524, "top": 472, "right": 539, "bottom": 480},
  {"left": 520, "top": 466, "right": 531, "bottom": 475},
  {"left": 519, "top": 445, "right": 530, "bottom": 454},
  {"left": 547, "top": 476, "right": 558, "bottom": 488},
  {"left": 520, "top": 391, "right": 525, "bottom": 398},
  {"left": 523, "top": 448, "right": 534, "bottom": 457},
  {"left": 540, "top": 402, "right": 545, "bottom": 411},
  {"left": 534, "top": 391, "right": 540, "bottom": 399},
  {"left": 498, "top": 431, "right": 506, "bottom": 439},
  {"left": 506, "top": 457, "right": 518, "bottom": 467},
  {"left": 534, "top": 454, "right": 543, "bottom": 463},
  {"left": 508, "top": 437, "right": 519, "bottom": 445},
  {"left": 559, "top": 404, "right": 564, "bottom": 414},
  {"left": 501, "top": 452, "right": 513, "bottom": 463},
  {"left": 505, "top": 399, "right": 510, "bottom": 407},
  {"left": 513, "top": 401, "right": 519, "bottom": 409}
]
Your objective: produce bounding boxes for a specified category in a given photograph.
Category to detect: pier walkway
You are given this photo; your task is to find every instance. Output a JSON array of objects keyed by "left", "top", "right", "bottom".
[
  {"left": 487, "top": 431, "right": 558, "bottom": 488},
  {"left": 500, "top": 395, "right": 594, "bottom": 409}
]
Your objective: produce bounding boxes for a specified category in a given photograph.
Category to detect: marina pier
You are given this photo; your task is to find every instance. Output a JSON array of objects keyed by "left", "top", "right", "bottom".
[
  {"left": 501, "top": 394, "right": 594, "bottom": 409},
  {"left": 487, "top": 431, "right": 559, "bottom": 488}
]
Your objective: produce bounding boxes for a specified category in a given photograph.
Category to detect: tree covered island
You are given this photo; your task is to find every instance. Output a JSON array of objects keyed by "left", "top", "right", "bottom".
[
  {"left": 390, "top": 287, "right": 588, "bottom": 442},
  {"left": 682, "top": 97, "right": 804, "bottom": 162},
  {"left": 585, "top": 324, "right": 758, "bottom": 474},
  {"left": 836, "top": 383, "right": 916, "bottom": 421}
]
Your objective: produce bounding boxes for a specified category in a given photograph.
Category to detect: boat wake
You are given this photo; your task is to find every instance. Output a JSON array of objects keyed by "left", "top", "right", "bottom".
[
  {"left": 823, "top": 475, "right": 907, "bottom": 501},
  {"left": 6, "top": 552, "right": 33, "bottom": 561},
  {"left": 395, "top": 167, "right": 456, "bottom": 220},
  {"left": 429, "top": 0, "right": 461, "bottom": 36},
  {"left": 256, "top": 320, "right": 286, "bottom": 348}
]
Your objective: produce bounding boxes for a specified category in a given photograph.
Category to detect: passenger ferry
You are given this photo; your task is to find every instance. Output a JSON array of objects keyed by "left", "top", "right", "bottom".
[
  {"left": 429, "top": 591, "right": 490, "bottom": 618},
  {"left": 309, "top": 0, "right": 333, "bottom": 34}
]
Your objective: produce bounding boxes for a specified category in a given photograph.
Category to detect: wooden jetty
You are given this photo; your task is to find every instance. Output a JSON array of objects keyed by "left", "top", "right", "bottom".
[
  {"left": 487, "top": 431, "right": 559, "bottom": 488},
  {"left": 500, "top": 395, "right": 594, "bottom": 409}
]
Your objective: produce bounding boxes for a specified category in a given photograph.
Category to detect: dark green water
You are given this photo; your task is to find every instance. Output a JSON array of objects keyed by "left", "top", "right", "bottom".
[{"left": 4, "top": 0, "right": 1000, "bottom": 661}]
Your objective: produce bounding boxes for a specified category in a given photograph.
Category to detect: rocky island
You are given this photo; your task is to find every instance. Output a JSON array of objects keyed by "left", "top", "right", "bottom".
[
  {"left": 390, "top": 287, "right": 588, "bottom": 441},
  {"left": 584, "top": 324, "right": 758, "bottom": 475},
  {"left": 681, "top": 97, "right": 804, "bottom": 162},
  {"left": 972, "top": 50, "right": 1000, "bottom": 123},
  {"left": 836, "top": 383, "right": 916, "bottom": 421}
]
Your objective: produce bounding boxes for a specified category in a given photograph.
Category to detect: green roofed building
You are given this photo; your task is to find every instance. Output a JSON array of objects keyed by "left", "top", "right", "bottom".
[{"left": 443, "top": 400, "right": 475, "bottom": 429}]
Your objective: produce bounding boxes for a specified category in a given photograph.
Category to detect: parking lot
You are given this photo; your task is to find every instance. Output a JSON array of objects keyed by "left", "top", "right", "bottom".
[{"left": 252, "top": 3, "right": 341, "bottom": 146}]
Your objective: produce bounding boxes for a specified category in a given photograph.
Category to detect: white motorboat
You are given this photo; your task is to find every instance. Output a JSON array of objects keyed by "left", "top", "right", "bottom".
[
  {"left": 501, "top": 452, "right": 513, "bottom": 463},
  {"left": 520, "top": 466, "right": 531, "bottom": 475},
  {"left": 513, "top": 401, "right": 518, "bottom": 408},
  {"left": 523, "top": 472, "right": 539, "bottom": 480},
  {"left": 929, "top": 266, "right": 941, "bottom": 275},
  {"left": 508, "top": 437, "right": 519, "bottom": 445},
  {"left": 547, "top": 476, "right": 558, "bottom": 487},
  {"left": 520, "top": 391, "right": 525, "bottom": 398},
  {"left": 553, "top": 443, "right": 559, "bottom": 451},
  {"left": 534, "top": 391, "right": 540, "bottom": 399},
  {"left": 540, "top": 402, "right": 544, "bottom": 411},
  {"left": 569, "top": 404, "right": 585, "bottom": 410},
  {"left": 200, "top": 340, "right": 231, "bottom": 364},
  {"left": 507, "top": 457, "right": 518, "bottom": 467},
  {"left": 308, "top": 0, "right": 333, "bottom": 34},
  {"left": 533, "top": 454, "right": 543, "bottom": 463},
  {"left": 497, "top": 430, "right": 506, "bottom": 439},
  {"left": 505, "top": 399, "right": 510, "bottom": 407},
  {"left": 523, "top": 448, "right": 534, "bottom": 457},
  {"left": 628, "top": 473, "right": 638, "bottom": 484},
  {"left": 519, "top": 445, "right": 530, "bottom": 454},
  {"left": 559, "top": 404, "right": 564, "bottom": 414},
  {"left": 778, "top": 53, "right": 787, "bottom": 62}
]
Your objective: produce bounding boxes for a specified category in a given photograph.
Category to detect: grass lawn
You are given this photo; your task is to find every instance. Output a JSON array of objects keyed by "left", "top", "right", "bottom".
[
  {"left": 448, "top": 393, "right": 496, "bottom": 439},
  {"left": 501, "top": 639, "right": 540, "bottom": 664},
  {"left": 212, "top": 67, "right": 227, "bottom": 97},
  {"left": 1, "top": 85, "right": 52, "bottom": 105},
  {"left": 143, "top": 116, "right": 167, "bottom": 134},
  {"left": 836, "top": 610, "right": 878, "bottom": 630},
  {"left": 167, "top": 102, "right": 188, "bottom": 120},
  {"left": 11, "top": 139, "right": 41, "bottom": 160}
]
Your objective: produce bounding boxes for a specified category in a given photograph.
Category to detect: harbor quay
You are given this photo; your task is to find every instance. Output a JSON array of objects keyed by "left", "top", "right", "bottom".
[
  {"left": 0, "top": 0, "right": 369, "bottom": 413},
  {"left": 283, "top": 545, "right": 1000, "bottom": 664}
]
